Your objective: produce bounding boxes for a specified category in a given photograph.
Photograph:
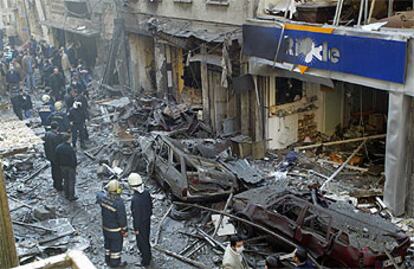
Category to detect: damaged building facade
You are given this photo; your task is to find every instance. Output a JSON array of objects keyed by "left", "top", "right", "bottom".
[
  {"left": 41, "top": 0, "right": 118, "bottom": 68},
  {"left": 240, "top": 1, "right": 414, "bottom": 218},
  {"left": 121, "top": 0, "right": 414, "bottom": 217},
  {"left": 123, "top": 0, "right": 255, "bottom": 137}
]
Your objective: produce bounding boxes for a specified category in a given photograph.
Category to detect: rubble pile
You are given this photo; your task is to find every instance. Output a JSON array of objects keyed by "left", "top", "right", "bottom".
[
  {"left": 104, "top": 96, "right": 212, "bottom": 137},
  {"left": 4, "top": 92, "right": 414, "bottom": 269}
]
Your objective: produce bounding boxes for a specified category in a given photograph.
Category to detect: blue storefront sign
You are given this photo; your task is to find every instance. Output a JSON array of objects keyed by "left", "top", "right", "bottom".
[{"left": 243, "top": 24, "right": 408, "bottom": 84}]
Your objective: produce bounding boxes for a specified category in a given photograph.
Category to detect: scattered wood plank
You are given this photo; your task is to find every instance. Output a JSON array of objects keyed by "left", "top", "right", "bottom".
[
  {"left": 321, "top": 141, "right": 366, "bottom": 190},
  {"left": 294, "top": 134, "right": 385, "bottom": 151},
  {"left": 154, "top": 245, "right": 210, "bottom": 269},
  {"left": 317, "top": 159, "right": 369, "bottom": 173},
  {"left": 8, "top": 196, "right": 33, "bottom": 210},
  {"left": 12, "top": 221, "right": 55, "bottom": 233},
  {"left": 83, "top": 151, "right": 96, "bottom": 161},
  {"left": 23, "top": 163, "right": 49, "bottom": 183},
  {"left": 212, "top": 193, "right": 233, "bottom": 238},
  {"left": 153, "top": 204, "right": 173, "bottom": 246}
]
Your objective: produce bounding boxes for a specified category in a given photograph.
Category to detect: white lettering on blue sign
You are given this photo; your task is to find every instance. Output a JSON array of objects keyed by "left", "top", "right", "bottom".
[{"left": 285, "top": 37, "right": 340, "bottom": 64}]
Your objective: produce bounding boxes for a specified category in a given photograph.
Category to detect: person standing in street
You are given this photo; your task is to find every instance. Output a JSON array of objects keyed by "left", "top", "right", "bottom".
[
  {"left": 48, "top": 101, "right": 70, "bottom": 133},
  {"left": 68, "top": 101, "right": 87, "bottom": 149},
  {"left": 96, "top": 180, "right": 128, "bottom": 268},
  {"left": 128, "top": 173, "right": 153, "bottom": 267},
  {"left": 61, "top": 48, "right": 71, "bottom": 84},
  {"left": 49, "top": 67, "right": 65, "bottom": 101},
  {"left": 55, "top": 133, "right": 78, "bottom": 201},
  {"left": 6, "top": 65, "right": 21, "bottom": 91},
  {"left": 6, "top": 23, "right": 17, "bottom": 46},
  {"left": 39, "top": 94, "right": 54, "bottom": 128},
  {"left": 222, "top": 236, "right": 249, "bottom": 269},
  {"left": 16, "top": 89, "right": 33, "bottom": 119},
  {"left": 43, "top": 122, "right": 65, "bottom": 191},
  {"left": 22, "top": 51, "right": 35, "bottom": 91}
]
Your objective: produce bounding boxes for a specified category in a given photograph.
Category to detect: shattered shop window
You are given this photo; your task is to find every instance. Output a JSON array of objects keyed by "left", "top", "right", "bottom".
[{"left": 275, "top": 78, "right": 303, "bottom": 105}]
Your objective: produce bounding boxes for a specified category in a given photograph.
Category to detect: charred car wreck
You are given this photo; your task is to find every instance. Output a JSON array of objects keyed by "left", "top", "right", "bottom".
[
  {"left": 140, "top": 135, "right": 238, "bottom": 202},
  {"left": 232, "top": 186, "right": 410, "bottom": 268}
]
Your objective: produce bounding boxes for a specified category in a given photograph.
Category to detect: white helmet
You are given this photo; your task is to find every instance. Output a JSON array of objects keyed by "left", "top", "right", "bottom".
[
  {"left": 73, "top": 101, "right": 82, "bottom": 109},
  {"left": 54, "top": 101, "right": 63, "bottom": 111},
  {"left": 128, "top": 173, "right": 143, "bottom": 187},
  {"left": 106, "top": 180, "right": 121, "bottom": 193},
  {"left": 42, "top": 95, "right": 50, "bottom": 104}
]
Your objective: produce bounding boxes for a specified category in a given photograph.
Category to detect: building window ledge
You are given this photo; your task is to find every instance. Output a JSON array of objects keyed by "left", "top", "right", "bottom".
[
  {"left": 174, "top": 0, "right": 193, "bottom": 3},
  {"left": 206, "top": 0, "right": 229, "bottom": 7}
]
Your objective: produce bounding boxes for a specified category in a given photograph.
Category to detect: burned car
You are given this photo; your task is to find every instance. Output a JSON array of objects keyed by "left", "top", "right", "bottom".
[
  {"left": 140, "top": 135, "right": 238, "bottom": 202},
  {"left": 232, "top": 186, "right": 410, "bottom": 268}
]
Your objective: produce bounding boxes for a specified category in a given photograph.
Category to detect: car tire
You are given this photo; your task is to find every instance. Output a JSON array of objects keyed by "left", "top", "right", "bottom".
[{"left": 169, "top": 204, "right": 201, "bottom": 221}]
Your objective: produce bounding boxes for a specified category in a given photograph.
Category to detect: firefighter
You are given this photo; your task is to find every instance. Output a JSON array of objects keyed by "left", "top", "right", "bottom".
[
  {"left": 43, "top": 121, "right": 65, "bottom": 191},
  {"left": 68, "top": 100, "right": 87, "bottom": 149},
  {"left": 128, "top": 173, "right": 153, "bottom": 267},
  {"left": 47, "top": 101, "right": 70, "bottom": 133},
  {"left": 97, "top": 180, "right": 128, "bottom": 268},
  {"left": 39, "top": 94, "right": 54, "bottom": 127}
]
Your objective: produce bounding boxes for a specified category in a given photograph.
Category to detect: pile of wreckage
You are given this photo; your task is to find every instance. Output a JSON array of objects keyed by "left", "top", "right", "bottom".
[
  {"left": 4, "top": 92, "right": 414, "bottom": 268},
  {"left": 87, "top": 94, "right": 414, "bottom": 268}
]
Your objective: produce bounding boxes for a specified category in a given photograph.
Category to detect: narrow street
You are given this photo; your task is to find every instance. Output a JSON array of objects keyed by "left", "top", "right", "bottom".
[{"left": 2, "top": 1, "right": 414, "bottom": 269}]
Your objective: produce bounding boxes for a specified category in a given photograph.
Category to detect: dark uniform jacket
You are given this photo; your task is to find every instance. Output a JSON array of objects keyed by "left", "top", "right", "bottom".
[
  {"left": 43, "top": 131, "right": 64, "bottom": 163},
  {"left": 131, "top": 190, "right": 153, "bottom": 232},
  {"left": 16, "top": 94, "right": 33, "bottom": 111},
  {"left": 75, "top": 94, "right": 89, "bottom": 120},
  {"left": 49, "top": 73, "right": 65, "bottom": 97},
  {"left": 55, "top": 142, "right": 77, "bottom": 168},
  {"left": 97, "top": 191, "right": 128, "bottom": 233},
  {"left": 69, "top": 106, "right": 86, "bottom": 125},
  {"left": 47, "top": 111, "right": 70, "bottom": 132},
  {"left": 39, "top": 103, "right": 54, "bottom": 126}
]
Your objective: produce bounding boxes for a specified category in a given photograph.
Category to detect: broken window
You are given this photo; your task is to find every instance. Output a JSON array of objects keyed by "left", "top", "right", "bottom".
[
  {"left": 64, "top": 0, "right": 91, "bottom": 19},
  {"left": 275, "top": 78, "right": 303, "bottom": 105},
  {"left": 183, "top": 62, "right": 201, "bottom": 89},
  {"left": 271, "top": 197, "right": 303, "bottom": 223},
  {"left": 156, "top": 142, "right": 169, "bottom": 161},
  {"left": 172, "top": 151, "right": 182, "bottom": 171}
]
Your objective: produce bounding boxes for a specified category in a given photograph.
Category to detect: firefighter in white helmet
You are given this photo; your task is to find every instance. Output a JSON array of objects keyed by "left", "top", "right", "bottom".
[
  {"left": 128, "top": 173, "right": 153, "bottom": 267},
  {"left": 47, "top": 101, "right": 70, "bottom": 132},
  {"left": 96, "top": 180, "right": 128, "bottom": 268},
  {"left": 39, "top": 94, "right": 54, "bottom": 127}
]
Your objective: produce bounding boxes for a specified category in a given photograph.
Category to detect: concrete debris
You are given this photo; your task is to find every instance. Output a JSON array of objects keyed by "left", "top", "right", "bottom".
[{"left": 1, "top": 67, "right": 412, "bottom": 268}]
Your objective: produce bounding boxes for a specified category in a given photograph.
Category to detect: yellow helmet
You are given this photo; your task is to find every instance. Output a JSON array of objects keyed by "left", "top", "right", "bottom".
[{"left": 106, "top": 180, "right": 122, "bottom": 194}]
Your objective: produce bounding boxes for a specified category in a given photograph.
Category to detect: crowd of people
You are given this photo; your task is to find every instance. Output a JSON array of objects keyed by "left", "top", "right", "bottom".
[{"left": 0, "top": 36, "right": 92, "bottom": 124}]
